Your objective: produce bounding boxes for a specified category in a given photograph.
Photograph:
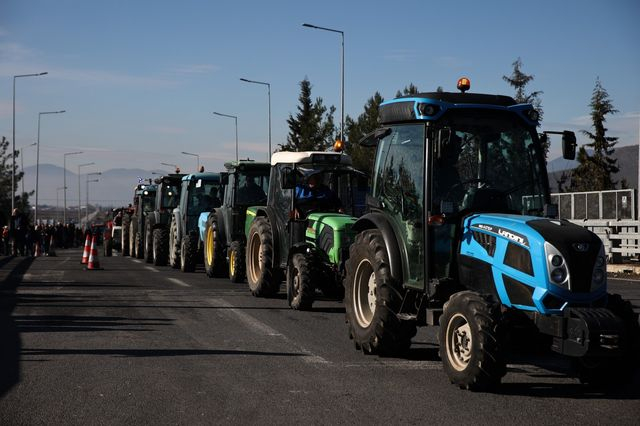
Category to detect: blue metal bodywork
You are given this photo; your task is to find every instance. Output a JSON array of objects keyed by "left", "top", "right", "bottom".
[{"left": 460, "top": 213, "right": 606, "bottom": 315}]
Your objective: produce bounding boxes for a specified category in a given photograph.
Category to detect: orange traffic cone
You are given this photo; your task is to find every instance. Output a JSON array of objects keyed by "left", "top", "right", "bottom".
[
  {"left": 81, "top": 233, "right": 91, "bottom": 264},
  {"left": 48, "top": 235, "right": 57, "bottom": 257},
  {"left": 85, "top": 235, "right": 103, "bottom": 270}
]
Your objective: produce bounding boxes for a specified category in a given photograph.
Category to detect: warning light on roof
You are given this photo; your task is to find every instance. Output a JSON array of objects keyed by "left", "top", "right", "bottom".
[
  {"left": 334, "top": 139, "right": 344, "bottom": 152},
  {"left": 457, "top": 77, "right": 471, "bottom": 93}
]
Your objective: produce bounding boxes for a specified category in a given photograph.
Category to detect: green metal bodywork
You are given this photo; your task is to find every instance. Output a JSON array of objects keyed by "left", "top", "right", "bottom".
[{"left": 305, "top": 213, "right": 357, "bottom": 264}]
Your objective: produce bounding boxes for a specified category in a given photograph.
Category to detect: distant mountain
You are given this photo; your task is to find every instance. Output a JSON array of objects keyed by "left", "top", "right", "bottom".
[
  {"left": 547, "top": 145, "right": 638, "bottom": 192},
  {"left": 21, "top": 164, "right": 167, "bottom": 209}
]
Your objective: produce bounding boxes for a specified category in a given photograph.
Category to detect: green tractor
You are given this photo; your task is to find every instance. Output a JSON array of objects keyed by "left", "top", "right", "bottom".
[
  {"left": 245, "top": 150, "right": 367, "bottom": 310},
  {"left": 201, "top": 160, "right": 270, "bottom": 282},
  {"left": 122, "top": 182, "right": 157, "bottom": 259},
  {"left": 144, "top": 173, "right": 184, "bottom": 265}
]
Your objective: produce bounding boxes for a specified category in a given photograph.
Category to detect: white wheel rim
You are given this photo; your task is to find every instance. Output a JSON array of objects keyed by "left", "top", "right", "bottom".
[
  {"left": 447, "top": 313, "right": 473, "bottom": 371},
  {"left": 353, "top": 258, "right": 376, "bottom": 328}
]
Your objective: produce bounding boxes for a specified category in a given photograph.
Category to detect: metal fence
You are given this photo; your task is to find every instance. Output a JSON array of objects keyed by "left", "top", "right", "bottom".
[
  {"left": 550, "top": 189, "right": 636, "bottom": 221},
  {"left": 549, "top": 189, "right": 639, "bottom": 261}
]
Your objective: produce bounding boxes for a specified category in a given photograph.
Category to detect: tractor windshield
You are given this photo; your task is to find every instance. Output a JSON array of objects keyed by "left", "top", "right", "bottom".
[
  {"left": 432, "top": 109, "right": 548, "bottom": 216},
  {"left": 235, "top": 170, "right": 269, "bottom": 206},
  {"left": 161, "top": 184, "right": 180, "bottom": 209},
  {"left": 142, "top": 194, "right": 156, "bottom": 213},
  {"left": 188, "top": 180, "right": 222, "bottom": 216}
]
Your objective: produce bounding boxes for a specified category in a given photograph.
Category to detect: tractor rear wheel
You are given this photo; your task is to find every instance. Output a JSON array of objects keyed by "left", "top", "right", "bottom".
[
  {"left": 439, "top": 291, "right": 505, "bottom": 391},
  {"left": 344, "top": 229, "right": 416, "bottom": 355},
  {"left": 169, "top": 218, "right": 180, "bottom": 269},
  {"left": 204, "top": 214, "right": 227, "bottom": 278},
  {"left": 144, "top": 222, "right": 154, "bottom": 263},
  {"left": 153, "top": 228, "right": 169, "bottom": 266},
  {"left": 121, "top": 216, "right": 130, "bottom": 256},
  {"left": 180, "top": 233, "right": 198, "bottom": 272},
  {"left": 246, "top": 217, "right": 280, "bottom": 297},
  {"left": 287, "top": 253, "right": 314, "bottom": 310},
  {"left": 228, "top": 240, "right": 245, "bottom": 283}
]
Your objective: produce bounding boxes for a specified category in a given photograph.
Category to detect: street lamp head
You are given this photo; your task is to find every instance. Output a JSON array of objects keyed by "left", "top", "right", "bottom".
[{"left": 39, "top": 72, "right": 48, "bottom": 76}]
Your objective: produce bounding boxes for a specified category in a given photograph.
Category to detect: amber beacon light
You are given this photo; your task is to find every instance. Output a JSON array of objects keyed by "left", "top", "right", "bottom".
[{"left": 457, "top": 77, "right": 471, "bottom": 93}]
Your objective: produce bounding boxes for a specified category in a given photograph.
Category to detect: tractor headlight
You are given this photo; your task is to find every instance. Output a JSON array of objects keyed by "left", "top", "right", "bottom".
[
  {"left": 544, "top": 242, "right": 570, "bottom": 290},
  {"left": 590, "top": 245, "right": 607, "bottom": 292}
]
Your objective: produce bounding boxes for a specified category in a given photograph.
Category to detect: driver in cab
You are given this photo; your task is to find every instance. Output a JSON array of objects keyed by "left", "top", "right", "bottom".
[{"left": 295, "top": 172, "right": 343, "bottom": 218}]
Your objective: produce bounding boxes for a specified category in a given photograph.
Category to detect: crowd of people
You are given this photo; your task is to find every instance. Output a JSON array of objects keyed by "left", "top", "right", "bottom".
[{"left": 0, "top": 208, "right": 83, "bottom": 257}]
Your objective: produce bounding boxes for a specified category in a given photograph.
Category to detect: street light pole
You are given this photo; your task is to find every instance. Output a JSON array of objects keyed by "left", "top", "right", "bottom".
[
  {"left": 63, "top": 151, "right": 83, "bottom": 224},
  {"left": 302, "top": 23, "right": 344, "bottom": 142},
  {"left": 181, "top": 151, "right": 200, "bottom": 171},
  {"left": 12, "top": 71, "right": 47, "bottom": 218},
  {"left": 213, "top": 112, "right": 238, "bottom": 162},
  {"left": 36, "top": 110, "right": 66, "bottom": 224},
  {"left": 161, "top": 162, "right": 179, "bottom": 172},
  {"left": 56, "top": 186, "right": 66, "bottom": 223},
  {"left": 240, "top": 78, "right": 271, "bottom": 162},
  {"left": 19, "top": 142, "right": 37, "bottom": 199},
  {"left": 86, "top": 177, "right": 100, "bottom": 225},
  {"left": 78, "top": 162, "right": 95, "bottom": 225}
]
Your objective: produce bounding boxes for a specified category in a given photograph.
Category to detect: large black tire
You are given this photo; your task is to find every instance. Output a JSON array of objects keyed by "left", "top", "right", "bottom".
[
  {"left": 246, "top": 217, "right": 281, "bottom": 297},
  {"left": 104, "top": 239, "right": 113, "bottom": 257},
  {"left": 169, "top": 218, "right": 180, "bottom": 269},
  {"left": 204, "top": 214, "right": 227, "bottom": 278},
  {"left": 287, "top": 253, "right": 315, "bottom": 310},
  {"left": 153, "top": 228, "right": 169, "bottom": 266},
  {"left": 576, "top": 293, "right": 640, "bottom": 386},
  {"left": 344, "top": 230, "right": 416, "bottom": 355},
  {"left": 129, "top": 220, "right": 137, "bottom": 258},
  {"left": 228, "top": 240, "right": 246, "bottom": 283},
  {"left": 180, "top": 233, "right": 198, "bottom": 273},
  {"left": 121, "top": 216, "right": 131, "bottom": 256},
  {"left": 439, "top": 291, "right": 506, "bottom": 391},
  {"left": 144, "top": 222, "right": 154, "bottom": 263}
]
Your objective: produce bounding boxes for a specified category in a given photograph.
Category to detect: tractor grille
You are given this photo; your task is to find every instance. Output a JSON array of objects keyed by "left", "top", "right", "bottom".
[
  {"left": 503, "top": 275, "right": 534, "bottom": 307},
  {"left": 504, "top": 242, "right": 533, "bottom": 276},
  {"left": 473, "top": 231, "right": 496, "bottom": 256}
]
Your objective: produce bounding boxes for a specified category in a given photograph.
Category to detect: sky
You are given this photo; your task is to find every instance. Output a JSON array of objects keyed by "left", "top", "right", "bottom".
[{"left": 1, "top": 0, "right": 639, "bottom": 197}]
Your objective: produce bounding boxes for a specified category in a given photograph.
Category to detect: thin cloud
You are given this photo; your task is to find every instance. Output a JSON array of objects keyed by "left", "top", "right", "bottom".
[
  {"left": 383, "top": 49, "right": 419, "bottom": 62},
  {"left": 147, "top": 126, "right": 187, "bottom": 135}
]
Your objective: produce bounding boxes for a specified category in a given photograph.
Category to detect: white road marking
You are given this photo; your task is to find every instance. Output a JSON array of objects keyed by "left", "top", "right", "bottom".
[
  {"left": 166, "top": 277, "right": 190, "bottom": 287},
  {"left": 131, "top": 259, "right": 142, "bottom": 263},
  {"left": 144, "top": 266, "right": 159, "bottom": 273},
  {"left": 207, "top": 298, "right": 329, "bottom": 365}
]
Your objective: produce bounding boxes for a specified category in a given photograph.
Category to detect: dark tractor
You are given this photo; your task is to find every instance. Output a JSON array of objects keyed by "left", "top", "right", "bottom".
[
  {"left": 122, "top": 183, "right": 156, "bottom": 259},
  {"left": 169, "top": 172, "right": 223, "bottom": 272},
  {"left": 144, "top": 173, "right": 184, "bottom": 265},
  {"left": 244, "top": 149, "right": 367, "bottom": 310},
  {"left": 201, "top": 160, "right": 270, "bottom": 282},
  {"left": 344, "top": 78, "right": 639, "bottom": 390},
  {"left": 345, "top": 79, "right": 640, "bottom": 390}
]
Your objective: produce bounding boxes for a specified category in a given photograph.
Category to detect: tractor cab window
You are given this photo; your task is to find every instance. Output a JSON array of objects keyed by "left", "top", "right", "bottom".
[
  {"left": 235, "top": 171, "right": 269, "bottom": 205},
  {"left": 188, "top": 180, "right": 222, "bottom": 215},
  {"left": 142, "top": 194, "right": 155, "bottom": 213},
  {"left": 432, "top": 109, "right": 547, "bottom": 215},
  {"left": 375, "top": 124, "right": 425, "bottom": 287},
  {"left": 161, "top": 185, "right": 180, "bottom": 209}
]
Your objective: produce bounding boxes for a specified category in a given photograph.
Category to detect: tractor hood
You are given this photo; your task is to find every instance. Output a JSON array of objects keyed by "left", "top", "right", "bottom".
[{"left": 460, "top": 213, "right": 606, "bottom": 314}]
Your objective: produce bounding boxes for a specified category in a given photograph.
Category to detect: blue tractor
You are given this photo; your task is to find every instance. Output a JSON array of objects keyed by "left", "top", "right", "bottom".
[{"left": 344, "top": 78, "right": 639, "bottom": 390}]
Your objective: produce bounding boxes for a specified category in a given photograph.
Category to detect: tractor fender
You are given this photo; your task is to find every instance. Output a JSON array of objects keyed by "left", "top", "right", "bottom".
[
  {"left": 288, "top": 242, "right": 313, "bottom": 259},
  {"left": 172, "top": 208, "right": 182, "bottom": 242},
  {"left": 352, "top": 212, "right": 404, "bottom": 284},
  {"left": 215, "top": 209, "right": 227, "bottom": 248}
]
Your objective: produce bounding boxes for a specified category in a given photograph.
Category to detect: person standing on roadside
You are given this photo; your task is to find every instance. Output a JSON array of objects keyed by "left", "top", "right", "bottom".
[{"left": 10, "top": 208, "right": 27, "bottom": 256}]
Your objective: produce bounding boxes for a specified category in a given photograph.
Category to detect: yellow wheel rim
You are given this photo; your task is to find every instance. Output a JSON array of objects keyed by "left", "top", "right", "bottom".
[{"left": 206, "top": 226, "right": 214, "bottom": 265}]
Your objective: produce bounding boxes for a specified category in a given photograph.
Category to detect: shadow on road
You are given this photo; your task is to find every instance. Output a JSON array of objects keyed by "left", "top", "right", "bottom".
[
  {"left": 22, "top": 347, "right": 308, "bottom": 358},
  {"left": 0, "top": 256, "right": 34, "bottom": 397}
]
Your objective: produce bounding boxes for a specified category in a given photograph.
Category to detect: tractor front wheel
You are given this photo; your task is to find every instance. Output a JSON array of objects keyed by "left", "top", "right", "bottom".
[
  {"left": 228, "top": 240, "right": 246, "bottom": 283},
  {"left": 246, "top": 217, "right": 280, "bottom": 297},
  {"left": 287, "top": 253, "right": 314, "bottom": 310},
  {"left": 439, "top": 291, "right": 506, "bottom": 391}
]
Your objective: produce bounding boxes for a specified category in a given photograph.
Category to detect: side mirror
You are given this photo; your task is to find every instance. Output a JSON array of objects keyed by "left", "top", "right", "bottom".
[
  {"left": 220, "top": 172, "right": 229, "bottom": 185},
  {"left": 562, "top": 131, "right": 576, "bottom": 160},
  {"left": 281, "top": 167, "right": 296, "bottom": 190}
]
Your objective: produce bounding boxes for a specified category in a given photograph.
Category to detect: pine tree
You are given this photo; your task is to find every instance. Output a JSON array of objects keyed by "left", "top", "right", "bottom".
[
  {"left": 345, "top": 92, "right": 385, "bottom": 174},
  {"left": 503, "top": 58, "right": 547, "bottom": 157},
  {"left": 395, "top": 83, "right": 419, "bottom": 98},
  {"left": 0, "top": 136, "right": 30, "bottom": 226},
  {"left": 281, "top": 78, "right": 336, "bottom": 152},
  {"left": 568, "top": 78, "right": 619, "bottom": 191}
]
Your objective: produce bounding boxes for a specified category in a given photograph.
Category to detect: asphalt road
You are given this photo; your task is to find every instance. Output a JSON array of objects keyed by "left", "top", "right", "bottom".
[{"left": 1, "top": 249, "right": 639, "bottom": 425}]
